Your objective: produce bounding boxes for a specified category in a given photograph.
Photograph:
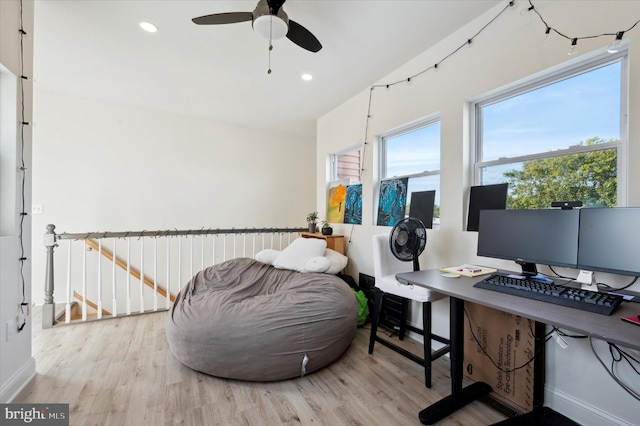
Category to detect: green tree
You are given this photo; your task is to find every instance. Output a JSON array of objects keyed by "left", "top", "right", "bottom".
[{"left": 505, "top": 137, "right": 617, "bottom": 209}]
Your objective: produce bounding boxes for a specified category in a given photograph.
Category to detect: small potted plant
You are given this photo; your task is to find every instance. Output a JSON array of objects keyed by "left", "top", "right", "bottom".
[
  {"left": 306, "top": 211, "right": 319, "bottom": 233},
  {"left": 321, "top": 221, "right": 333, "bottom": 236}
]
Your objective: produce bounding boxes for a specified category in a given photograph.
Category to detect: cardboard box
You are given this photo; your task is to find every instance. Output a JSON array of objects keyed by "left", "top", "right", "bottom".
[{"left": 463, "top": 302, "right": 545, "bottom": 412}]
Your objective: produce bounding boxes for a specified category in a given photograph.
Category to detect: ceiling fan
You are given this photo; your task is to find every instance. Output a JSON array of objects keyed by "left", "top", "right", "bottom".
[{"left": 192, "top": 0, "right": 322, "bottom": 53}]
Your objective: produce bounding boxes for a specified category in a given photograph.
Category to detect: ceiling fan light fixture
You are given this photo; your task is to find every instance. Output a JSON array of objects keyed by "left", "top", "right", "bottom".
[{"left": 253, "top": 15, "right": 288, "bottom": 40}]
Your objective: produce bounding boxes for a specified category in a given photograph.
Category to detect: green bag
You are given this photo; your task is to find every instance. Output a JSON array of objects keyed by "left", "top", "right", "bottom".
[{"left": 352, "top": 289, "right": 369, "bottom": 327}]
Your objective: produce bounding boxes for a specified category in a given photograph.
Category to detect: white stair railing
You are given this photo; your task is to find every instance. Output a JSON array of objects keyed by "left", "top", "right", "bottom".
[{"left": 42, "top": 225, "right": 306, "bottom": 328}]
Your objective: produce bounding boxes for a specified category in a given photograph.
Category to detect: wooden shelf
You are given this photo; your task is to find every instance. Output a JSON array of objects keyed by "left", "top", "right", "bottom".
[{"left": 300, "top": 232, "right": 345, "bottom": 255}]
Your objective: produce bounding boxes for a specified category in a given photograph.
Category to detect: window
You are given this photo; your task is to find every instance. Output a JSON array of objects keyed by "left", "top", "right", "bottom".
[
  {"left": 330, "top": 144, "right": 361, "bottom": 184},
  {"left": 473, "top": 50, "right": 626, "bottom": 209},
  {"left": 380, "top": 118, "right": 440, "bottom": 225}
]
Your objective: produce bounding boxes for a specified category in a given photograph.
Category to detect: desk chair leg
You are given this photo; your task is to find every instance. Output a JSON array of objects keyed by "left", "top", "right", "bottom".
[
  {"left": 422, "top": 301, "right": 432, "bottom": 388},
  {"left": 368, "top": 287, "right": 384, "bottom": 354},
  {"left": 398, "top": 297, "right": 410, "bottom": 340}
]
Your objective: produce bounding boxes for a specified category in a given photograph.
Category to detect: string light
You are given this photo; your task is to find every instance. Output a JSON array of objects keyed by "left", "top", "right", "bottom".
[
  {"left": 568, "top": 38, "right": 578, "bottom": 56},
  {"left": 358, "top": 0, "right": 639, "bottom": 179},
  {"left": 608, "top": 31, "right": 625, "bottom": 54},
  {"left": 525, "top": 0, "right": 639, "bottom": 55}
]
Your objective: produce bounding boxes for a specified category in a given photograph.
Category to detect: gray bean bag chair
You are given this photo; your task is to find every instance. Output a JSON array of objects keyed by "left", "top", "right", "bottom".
[{"left": 166, "top": 257, "right": 357, "bottom": 381}]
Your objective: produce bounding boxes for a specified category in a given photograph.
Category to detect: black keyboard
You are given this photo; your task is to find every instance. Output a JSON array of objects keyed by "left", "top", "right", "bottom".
[{"left": 474, "top": 274, "right": 623, "bottom": 315}]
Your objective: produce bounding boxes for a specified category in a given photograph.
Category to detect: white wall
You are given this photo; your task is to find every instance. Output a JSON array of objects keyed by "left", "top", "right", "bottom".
[
  {"left": 0, "top": 0, "right": 36, "bottom": 403},
  {"left": 30, "top": 91, "right": 316, "bottom": 305},
  {"left": 318, "top": 1, "right": 640, "bottom": 425}
]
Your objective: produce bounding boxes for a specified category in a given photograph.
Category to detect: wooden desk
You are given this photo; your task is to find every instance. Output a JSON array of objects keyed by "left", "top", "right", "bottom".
[
  {"left": 395, "top": 269, "right": 640, "bottom": 424},
  {"left": 300, "top": 232, "right": 345, "bottom": 255}
]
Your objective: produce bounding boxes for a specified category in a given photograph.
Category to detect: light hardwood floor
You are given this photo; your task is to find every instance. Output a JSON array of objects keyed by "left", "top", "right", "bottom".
[{"left": 15, "top": 308, "right": 508, "bottom": 425}]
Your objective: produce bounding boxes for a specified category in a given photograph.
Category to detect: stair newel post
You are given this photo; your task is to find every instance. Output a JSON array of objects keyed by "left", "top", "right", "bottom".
[{"left": 43, "top": 224, "right": 57, "bottom": 329}]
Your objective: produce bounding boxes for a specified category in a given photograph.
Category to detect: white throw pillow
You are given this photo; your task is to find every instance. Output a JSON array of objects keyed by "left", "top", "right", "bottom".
[
  {"left": 255, "top": 249, "right": 280, "bottom": 265},
  {"left": 273, "top": 238, "right": 327, "bottom": 272},
  {"left": 324, "top": 248, "right": 349, "bottom": 274},
  {"left": 302, "top": 256, "right": 331, "bottom": 273}
]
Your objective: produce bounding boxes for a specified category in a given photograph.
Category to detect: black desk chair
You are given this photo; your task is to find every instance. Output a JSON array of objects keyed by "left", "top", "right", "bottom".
[{"left": 368, "top": 233, "right": 450, "bottom": 388}]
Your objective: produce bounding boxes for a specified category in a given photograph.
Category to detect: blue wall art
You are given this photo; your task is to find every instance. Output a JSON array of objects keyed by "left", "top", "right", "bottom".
[
  {"left": 377, "top": 178, "right": 408, "bottom": 226},
  {"left": 343, "top": 184, "right": 362, "bottom": 224}
]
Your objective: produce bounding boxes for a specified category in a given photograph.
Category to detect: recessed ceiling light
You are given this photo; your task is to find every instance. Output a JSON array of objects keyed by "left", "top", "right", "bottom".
[
  {"left": 301, "top": 73, "right": 313, "bottom": 81},
  {"left": 140, "top": 21, "right": 158, "bottom": 33}
]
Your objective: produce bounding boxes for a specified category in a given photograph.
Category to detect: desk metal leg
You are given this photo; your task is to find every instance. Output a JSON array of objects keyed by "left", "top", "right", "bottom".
[{"left": 418, "top": 297, "right": 491, "bottom": 425}]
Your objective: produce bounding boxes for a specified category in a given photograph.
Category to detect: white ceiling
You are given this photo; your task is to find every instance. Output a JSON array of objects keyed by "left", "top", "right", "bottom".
[{"left": 33, "top": 0, "right": 501, "bottom": 138}]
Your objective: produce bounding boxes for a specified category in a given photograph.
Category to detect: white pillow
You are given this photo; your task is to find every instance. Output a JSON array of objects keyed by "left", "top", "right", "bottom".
[
  {"left": 324, "top": 248, "right": 349, "bottom": 274},
  {"left": 302, "top": 256, "right": 331, "bottom": 273},
  {"left": 273, "top": 238, "right": 327, "bottom": 272},
  {"left": 255, "top": 249, "right": 280, "bottom": 265}
]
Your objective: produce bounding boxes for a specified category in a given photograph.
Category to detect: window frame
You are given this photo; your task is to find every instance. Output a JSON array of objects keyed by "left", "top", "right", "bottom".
[
  {"left": 471, "top": 48, "right": 628, "bottom": 207},
  {"left": 329, "top": 142, "right": 362, "bottom": 184},
  {"left": 380, "top": 116, "right": 441, "bottom": 182},
  {"left": 378, "top": 115, "right": 441, "bottom": 225}
]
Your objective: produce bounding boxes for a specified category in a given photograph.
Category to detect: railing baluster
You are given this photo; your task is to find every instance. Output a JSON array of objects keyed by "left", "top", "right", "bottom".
[
  {"left": 154, "top": 237, "right": 158, "bottom": 311},
  {"left": 140, "top": 237, "right": 145, "bottom": 314},
  {"left": 190, "top": 235, "right": 194, "bottom": 279},
  {"left": 65, "top": 240, "right": 72, "bottom": 324},
  {"left": 112, "top": 239, "right": 117, "bottom": 316},
  {"left": 223, "top": 235, "right": 227, "bottom": 261},
  {"left": 178, "top": 237, "right": 182, "bottom": 291},
  {"left": 97, "top": 239, "right": 103, "bottom": 319},
  {"left": 212, "top": 235, "right": 216, "bottom": 265},
  {"left": 82, "top": 239, "right": 87, "bottom": 321},
  {"left": 201, "top": 236, "right": 205, "bottom": 271},
  {"left": 166, "top": 238, "right": 170, "bottom": 310},
  {"left": 126, "top": 237, "right": 131, "bottom": 315}
]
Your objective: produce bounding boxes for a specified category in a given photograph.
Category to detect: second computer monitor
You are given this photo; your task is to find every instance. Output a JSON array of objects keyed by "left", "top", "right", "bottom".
[
  {"left": 477, "top": 209, "right": 580, "bottom": 275},
  {"left": 577, "top": 207, "right": 640, "bottom": 277}
]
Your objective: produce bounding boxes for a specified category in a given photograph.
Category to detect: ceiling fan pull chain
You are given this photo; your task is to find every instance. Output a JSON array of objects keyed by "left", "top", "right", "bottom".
[{"left": 267, "top": 16, "right": 273, "bottom": 74}]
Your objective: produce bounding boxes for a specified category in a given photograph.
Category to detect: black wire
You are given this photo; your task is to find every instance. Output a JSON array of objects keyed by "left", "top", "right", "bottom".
[
  {"left": 17, "top": 0, "right": 28, "bottom": 332},
  {"left": 596, "top": 276, "right": 638, "bottom": 292},
  {"left": 463, "top": 308, "right": 547, "bottom": 374},
  {"left": 527, "top": 0, "right": 640, "bottom": 41}
]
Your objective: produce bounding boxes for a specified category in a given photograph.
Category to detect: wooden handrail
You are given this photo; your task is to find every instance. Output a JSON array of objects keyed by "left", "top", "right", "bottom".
[
  {"left": 85, "top": 238, "right": 176, "bottom": 303},
  {"left": 73, "top": 291, "right": 112, "bottom": 316}
]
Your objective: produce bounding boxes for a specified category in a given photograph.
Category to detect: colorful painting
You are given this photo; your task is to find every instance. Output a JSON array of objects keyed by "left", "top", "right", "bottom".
[
  {"left": 326, "top": 184, "right": 347, "bottom": 223},
  {"left": 343, "top": 184, "right": 362, "bottom": 224},
  {"left": 377, "top": 178, "right": 408, "bottom": 226}
]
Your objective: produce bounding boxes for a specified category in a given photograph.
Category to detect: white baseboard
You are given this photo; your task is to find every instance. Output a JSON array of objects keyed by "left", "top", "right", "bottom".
[
  {"left": 544, "top": 385, "right": 636, "bottom": 426},
  {"left": 0, "top": 357, "right": 36, "bottom": 403}
]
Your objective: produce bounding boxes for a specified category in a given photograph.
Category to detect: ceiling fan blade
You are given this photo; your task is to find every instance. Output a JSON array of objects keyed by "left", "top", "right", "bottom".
[
  {"left": 192, "top": 12, "right": 253, "bottom": 25},
  {"left": 287, "top": 20, "right": 322, "bottom": 52}
]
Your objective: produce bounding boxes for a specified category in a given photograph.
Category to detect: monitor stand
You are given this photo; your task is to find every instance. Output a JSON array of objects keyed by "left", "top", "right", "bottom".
[
  {"left": 576, "top": 270, "right": 596, "bottom": 291},
  {"left": 516, "top": 261, "right": 538, "bottom": 277}
]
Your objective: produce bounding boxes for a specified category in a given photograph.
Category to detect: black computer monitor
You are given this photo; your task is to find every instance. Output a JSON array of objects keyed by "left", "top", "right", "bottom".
[
  {"left": 477, "top": 209, "right": 580, "bottom": 276},
  {"left": 467, "top": 183, "right": 508, "bottom": 231},
  {"left": 577, "top": 207, "right": 640, "bottom": 277},
  {"left": 409, "top": 190, "right": 435, "bottom": 229}
]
